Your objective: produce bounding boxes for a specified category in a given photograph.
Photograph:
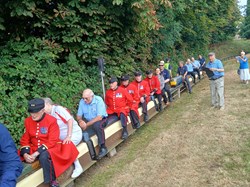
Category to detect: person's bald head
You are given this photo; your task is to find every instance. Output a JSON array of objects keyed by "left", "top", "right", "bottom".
[{"left": 82, "top": 89, "right": 94, "bottom": 104}]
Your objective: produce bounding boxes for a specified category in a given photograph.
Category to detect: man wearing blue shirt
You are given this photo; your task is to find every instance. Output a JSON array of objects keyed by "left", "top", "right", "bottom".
[
  {"left": 177, "top": 61, "right": 192, "bottom": 93},
  {"left": 186, "top": 59, "right": 196, "bottom": 83},
  {"left": 206, "top": 52, "right": 225, "bottom": 110},
  {"left": 77, "top": 89, "right": 108, "bottom": 159},
  {"left": 191, "top": 57, "right": 201, "bottom": 80},
  {"left": 0, "top": 123, "right": 23, "bottom": 187}
]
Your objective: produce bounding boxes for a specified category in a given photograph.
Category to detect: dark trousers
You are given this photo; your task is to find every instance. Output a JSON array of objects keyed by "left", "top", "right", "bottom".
[
  {"left": 161, "top": 88, "right": 168, "bottom": 103},
  {"left": 0, "top": 166, "right": 22, "bottom": 187},
  {"left": 193, "top": 68, "right": 201, "bottom": 79},
  {"left": 164, "top": 83, "right": 172, "bottom": 102},
  {"left": 39, "top": 151, "right": 56, "bottom": 184},
  {"left": 129, "top": 110, "right": 140, "bottom": 127},
  {"left": 187, "top": 72, "right": 196, "bottom": 83},
  {"left": 151, "top": 93, "right": 162, "bottom": 110},
  {"left": 82, "top": 118, "right": 107, "bottom": 146},
  {"left": 183, "top": 76, "right": 192, "bottom": 93},
  {"left": 107, "top": 113, "right": 127, "bottom": 129},
  {"left": 139, "top": 101, "right": 148, "bottom": 115}
]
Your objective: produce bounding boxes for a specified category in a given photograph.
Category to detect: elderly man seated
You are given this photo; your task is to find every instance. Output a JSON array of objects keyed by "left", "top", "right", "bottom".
[
  {"left": 186, "top": 58, "right": 196, "bottom": 84},
  {"left": 19, "top": 98, "right": 79, "bottom": 187},
  {"left": 77, "top": 89, "right": 109, "bottom": 160},
  {"left": 191, "top": 57, "right": 201, "bottom": 80},
  {"left": 105, "top": 77, "right": 133, "bottom": 140}
]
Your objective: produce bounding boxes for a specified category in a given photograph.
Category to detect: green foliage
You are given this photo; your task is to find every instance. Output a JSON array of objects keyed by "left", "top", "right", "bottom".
[
  {"left": 0, "top": 0, "right": 240, "bottom": 145},
  {"left": 240, "top": 0, "right": 250, "bottom": 38}
]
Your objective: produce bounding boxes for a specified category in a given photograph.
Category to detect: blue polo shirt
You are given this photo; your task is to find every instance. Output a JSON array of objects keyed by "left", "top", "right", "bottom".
[
  {"left": 177, "top": 66, "right": 188, "bottom": 76},
  {"left": 185, "top": 64, "right": 193, "bottom": 72},
  {"left": 206, "top": 59, "right": 224, "bottom": 79},
  {"left": 192, "top": 60, "right": 200, "bottom": 69},
  {"left": 77, "top": 95, "right": 107, "bottom": 121},
  {"left": 160, "top": 69, "right": 171, "bottom": 80},
  {"left": 238, "top": 57, "right": 249, "bottom": 69},
  {"left": 199, "top": 57, "right": 206, "bottom": 66}
]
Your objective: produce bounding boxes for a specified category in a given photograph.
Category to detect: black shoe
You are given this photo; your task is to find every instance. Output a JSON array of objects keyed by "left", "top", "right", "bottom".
[
  {"left": 134, "top": 122, "right": 141, "bottom": 129},
  {"left": 159, "top": 105, "right": 163, "bottom": 112},
  {"left": 155, "top": 106, "right": 159, "bottom": 111},
  {"left": 97, "top": 147, "right": 108, "bottom": 159},
  {"left": 122, "top": 129, "right": 128, "bottom": 140},
  {"left": 144, "top": 114, "right": 149, "bottom": 122},
  {"left": 50, "top": 181, "right": 60, "bottom": 187}
]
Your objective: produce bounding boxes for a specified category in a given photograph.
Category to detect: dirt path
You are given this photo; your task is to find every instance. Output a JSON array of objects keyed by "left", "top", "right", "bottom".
[{"left": 75, "top": 60, "right": 250, "bottom": 187}]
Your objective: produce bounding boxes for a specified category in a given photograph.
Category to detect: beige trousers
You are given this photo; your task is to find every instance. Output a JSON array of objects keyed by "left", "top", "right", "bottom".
[{"left": 210, "top": 77, "right": 224, "bottom": 107}]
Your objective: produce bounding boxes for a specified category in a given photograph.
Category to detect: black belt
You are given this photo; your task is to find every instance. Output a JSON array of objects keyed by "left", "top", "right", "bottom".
[{"left": 209, "top": 76, "right": 223, "bottom": 80}]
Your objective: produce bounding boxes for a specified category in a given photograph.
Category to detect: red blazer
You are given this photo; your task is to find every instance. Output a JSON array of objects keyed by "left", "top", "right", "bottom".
[
  {"left": 144, "top": 76, "right": 161, "bottom": 94},
  {"left": 120, "top": 83, "right": 140, "bottom": 117},
  {"left": 131, "top": 80, "right": 150, "bottom": 102},
  {"left": 105, "top": 86, "right": 133, "bottom": 116},
  {"left": 20, "top": 114, "right": 79, "bottom": 177}
]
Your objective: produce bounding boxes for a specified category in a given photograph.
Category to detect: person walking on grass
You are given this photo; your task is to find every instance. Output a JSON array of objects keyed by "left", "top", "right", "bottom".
[
  {"left": 206, "top": 52, "right": 225, "bottom": 110},
  {"left": 236, "top": 51, "right": 250, "bottom": 84}
]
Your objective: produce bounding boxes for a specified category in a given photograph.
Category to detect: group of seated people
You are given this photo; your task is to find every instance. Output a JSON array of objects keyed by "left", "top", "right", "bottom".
[{"left": 0, "top": 55, "right": 206, "bottom": 187}]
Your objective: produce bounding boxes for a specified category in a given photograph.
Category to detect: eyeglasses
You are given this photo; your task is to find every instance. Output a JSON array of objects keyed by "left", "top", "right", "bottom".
[
  {"left": 83, "top": 96, "right": 91, "bottom": 101},
  {"left": 159, "top": 65, "right": 163, "bottom": 66}
]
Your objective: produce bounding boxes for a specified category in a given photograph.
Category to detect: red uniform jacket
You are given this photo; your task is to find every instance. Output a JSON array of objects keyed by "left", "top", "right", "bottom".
[
  {"left": 105, "top": 86, "right": 133, "bottom": 117},
  {"left": 131, "top": 80, "right": 150, "bottom": 103},
  {"left": 144, "top": 76, "right": 161, "bottom": 94},
  {"left": 20, "top": 114, "right": 79, "bottom": 177},
  {"left": 120, "top": 83, "right": 140, "bottom": 117}
]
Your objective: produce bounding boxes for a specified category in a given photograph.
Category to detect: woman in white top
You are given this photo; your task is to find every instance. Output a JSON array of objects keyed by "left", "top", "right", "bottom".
[{"left": 43, "top": 98, "right": 83, "bottom": 179}]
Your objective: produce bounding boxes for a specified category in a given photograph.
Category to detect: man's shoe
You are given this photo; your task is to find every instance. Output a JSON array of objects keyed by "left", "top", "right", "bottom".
[
  {"left": 159, "top": 105, "right": 163, "bottom": 112},
  {"left": 155, "top": 105, "right": 159, "bottom": 111},
  {"left": 219, "top": 106, "right": 225, "bottom": 110},
  {"left": 122, "top": 129, "right": 128, "bottom": 140},
  {"left": 144, "top": 114, "right": 149, "bottom": 122},
  {"left": 97, "top": 147, "right": 108, "bottom": 159},
  {"left": 211, "top": 105, "right": 218, "bottom": 109},
  {"left": 71, "top": 167, "right": 83, "bottom": 179},
  {"left": 134, "top": 122, "right": 141, "bottom": 129},
  {"left": 50, "top": 181, "right": 60, "bottom": 187}
]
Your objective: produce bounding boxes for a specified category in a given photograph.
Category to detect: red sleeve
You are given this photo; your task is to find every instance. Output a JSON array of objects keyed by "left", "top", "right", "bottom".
[
  {"left": 133, "top": 86, "right": 140, "bottom": 103},
  {"left": 20, "top": 119, "right": 31, "bottom": 148},
  {"left": 144, "top": 81, "right": 150, "bottom": 97},
  {"left": 124, "top": 89, "right": 133, "bottom": 108},
  {"left": 105, "top": 90, "right": 109, "bottom": 108}
]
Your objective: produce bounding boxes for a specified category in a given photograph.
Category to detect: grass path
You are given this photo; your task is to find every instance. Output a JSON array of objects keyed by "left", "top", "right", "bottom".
[{"left": 75, "top": 59, "right": 250, "bottom": 187}]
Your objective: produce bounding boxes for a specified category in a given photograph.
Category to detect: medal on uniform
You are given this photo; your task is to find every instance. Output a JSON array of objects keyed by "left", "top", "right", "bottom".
[{"left": 40, "top": 127, "right": 48, "bottom": 134}]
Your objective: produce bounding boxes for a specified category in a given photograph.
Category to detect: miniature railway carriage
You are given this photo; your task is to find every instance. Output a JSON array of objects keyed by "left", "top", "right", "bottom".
[{"left": 17, "top": 74, "right": 203, "bottom": 187}]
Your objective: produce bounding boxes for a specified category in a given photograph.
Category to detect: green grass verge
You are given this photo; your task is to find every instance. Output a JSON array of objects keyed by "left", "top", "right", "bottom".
[{"left": 210, "top": 39, "right": 250, "bottom": 59}]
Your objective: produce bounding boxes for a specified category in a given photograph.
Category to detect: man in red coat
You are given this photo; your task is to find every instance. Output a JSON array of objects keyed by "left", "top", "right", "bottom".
[
  {"left": 120, "top": 74, "right": 140, "bottom": 129},
  {"left": 144, "top": 70, "right": 163, "bottom": 111},
  {"left": 131, "top": 71, "right": 150, "bottom": 122},
  {"left": 19, "top": 98, "right": 79, "bottom": 187},
  {"left": 105, "top": 77, "right": 133, "bottom": 140}
]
